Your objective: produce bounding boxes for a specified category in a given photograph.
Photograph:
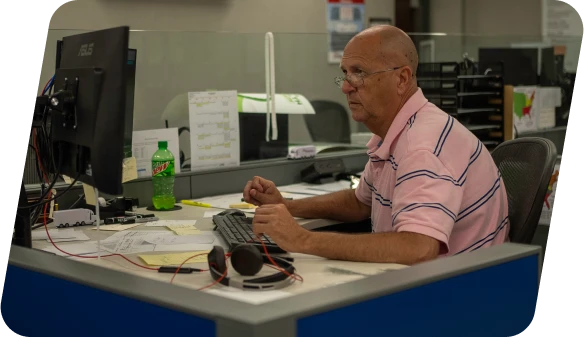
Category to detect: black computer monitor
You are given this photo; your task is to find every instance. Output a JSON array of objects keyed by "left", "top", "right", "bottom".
[
  {"left": 479, "top": 48, "right": 539, "bottom": 86},
  {"left": 124, "top": 48, "right": 137, "bottom": 158},
  {"left": 49, "top": 26, "right": 130, "bottom": 195}
]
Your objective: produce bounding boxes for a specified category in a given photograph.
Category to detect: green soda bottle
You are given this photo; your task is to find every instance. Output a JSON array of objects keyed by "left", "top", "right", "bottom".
[{"left": 152, "top": 141, "right": 176, "bottom": 210}]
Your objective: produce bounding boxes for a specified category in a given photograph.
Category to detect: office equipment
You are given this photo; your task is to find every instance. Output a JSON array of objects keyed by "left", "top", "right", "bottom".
[
  {"left": 212, "top": 213, "right": 285, "bottom": 253},
  {"left": 301, "top": 158, "right": 346, "bottom": 184},
  {"left": 417, "top": 60, "right": 507, "bottom": 150},
  {"left": 288, "top": 145, "right": 316, "bottom": 159},
  {"left": 491, "top": 137, "right": 557, "bottom": 243},
  {"left": 48, "top": 26, "right": 130, "bottom": 195},
  {"left": 207, "top": 245, "right": 296, "bottom": 290},
  {"left": 304, "top": 100, "right": 351, "bottom": 143},
  {"left": 238, "top": 93, "right": 315, "bottom": 161},
  {"left": 479, "top": 48, "right": 538, "bottom": 86}
]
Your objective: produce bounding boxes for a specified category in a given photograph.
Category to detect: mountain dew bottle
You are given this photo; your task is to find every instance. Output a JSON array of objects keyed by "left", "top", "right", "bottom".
[{"left": 152, "top": 141, "right": 176, "bottom": 210}]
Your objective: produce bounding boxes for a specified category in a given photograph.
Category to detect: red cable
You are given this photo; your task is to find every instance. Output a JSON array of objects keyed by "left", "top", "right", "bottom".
[
  {"left": 169, "top": 252, "right": 210, "bottom": 284},
  {"left": 254, "top": 236, "right": 303, "bottom": 282},
  {"left": 32, "top": 130, "right": 49, "bottom": 183},
  {"left": 42, "top": 206, "right": 158, "bottom": 271}
]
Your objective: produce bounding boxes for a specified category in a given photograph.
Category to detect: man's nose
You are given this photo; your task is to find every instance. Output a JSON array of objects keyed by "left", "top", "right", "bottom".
[{"left": 341, "top": 79, "right": 355, "bottom": 95}]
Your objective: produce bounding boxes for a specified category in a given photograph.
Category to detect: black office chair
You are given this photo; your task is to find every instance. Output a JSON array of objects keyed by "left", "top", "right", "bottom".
[
  {"left": 490, "top": 137, "right": 557, "bottom": 244},
  {"left": 304, "top": 100, "right": 351, "bottom": 143}
]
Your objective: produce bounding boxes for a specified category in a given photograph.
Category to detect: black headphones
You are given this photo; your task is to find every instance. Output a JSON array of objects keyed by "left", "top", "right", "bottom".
[{"left": 207, "top": 245, "right": 296, "bottom": 290}]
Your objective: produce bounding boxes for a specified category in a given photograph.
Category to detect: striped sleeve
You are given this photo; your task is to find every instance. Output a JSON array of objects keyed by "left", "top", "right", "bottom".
[
  {"left": 392, "top": 149, "right": 463, "bottom": 254},
  {"left": 355, "top": 161, "right": 373, "bottom": 206}
]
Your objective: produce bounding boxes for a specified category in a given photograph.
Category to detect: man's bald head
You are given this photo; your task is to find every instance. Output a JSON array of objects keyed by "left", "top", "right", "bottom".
[
  {"left": 339, "top": 25, "right": 420, "bottom": 138},
  {"left": 349, "top": 25, "right": 418, "bottom": 77}
]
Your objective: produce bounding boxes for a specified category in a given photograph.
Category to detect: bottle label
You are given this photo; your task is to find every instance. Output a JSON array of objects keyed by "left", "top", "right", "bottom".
[{"left": 152, "top": 160, "right": 174, "bottom": 177}]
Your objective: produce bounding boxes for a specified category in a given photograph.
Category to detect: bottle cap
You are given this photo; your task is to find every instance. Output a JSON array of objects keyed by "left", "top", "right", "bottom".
[{"left": 158, "top": 141, "right": 168, "bottom": 149}]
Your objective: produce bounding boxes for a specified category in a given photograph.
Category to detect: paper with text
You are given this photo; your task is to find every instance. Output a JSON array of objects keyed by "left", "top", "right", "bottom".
[
  {"left": 188, "top": 91, "right": 240, "bottom": 171},
  {"left": 132, "top": 128, "right": 181, "bottom": 178},
  {"left": 144, "top": 234, "right": 214, "bottom": 246},
  {"left": 144, "top": 220, "right": 198, "bottom": 227},
  {"left": 138, "top": 251, "right": 210, "bottom": 266},
  {"left": 122, "top": 157, "right": 139, "bottom": 183},
  {"left": 92, "top": 224, "right": 142, "bottom": 231},
  {"left": 166, "top": 224, "right": 202, "bottom": 236}
]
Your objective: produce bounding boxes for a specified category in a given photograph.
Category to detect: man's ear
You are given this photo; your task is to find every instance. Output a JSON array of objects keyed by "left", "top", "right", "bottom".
[{"left": 396, "top": 67, "right": 414, "bottom": 95}]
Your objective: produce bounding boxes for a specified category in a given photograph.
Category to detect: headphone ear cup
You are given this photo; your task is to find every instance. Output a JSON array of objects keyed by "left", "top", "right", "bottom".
[
  {"left": 231, "top": 245, "right": 263, "bottom": 276},
  {"left": 209, "top": 246, "right": 227, "bottom": 274}
]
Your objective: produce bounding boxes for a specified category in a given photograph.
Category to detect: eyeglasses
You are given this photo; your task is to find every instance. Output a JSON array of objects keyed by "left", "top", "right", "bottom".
[{"left": 334, "top": 66, "right": 405, "bottom": 88}]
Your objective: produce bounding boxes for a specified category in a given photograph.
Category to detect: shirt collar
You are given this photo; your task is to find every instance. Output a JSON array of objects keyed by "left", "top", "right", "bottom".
[{"left": 366, "top": 88, "right": 428, "bottom": 160}]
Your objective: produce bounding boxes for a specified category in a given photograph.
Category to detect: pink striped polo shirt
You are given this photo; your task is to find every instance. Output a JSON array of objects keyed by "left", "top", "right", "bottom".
[{"left": 355, "top": 88, "right": 509, "bottom": 256}]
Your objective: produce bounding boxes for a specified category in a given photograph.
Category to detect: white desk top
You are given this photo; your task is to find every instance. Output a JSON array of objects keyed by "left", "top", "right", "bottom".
[{"left": 32, "top": 196, "right": 406, "bottom": 305}]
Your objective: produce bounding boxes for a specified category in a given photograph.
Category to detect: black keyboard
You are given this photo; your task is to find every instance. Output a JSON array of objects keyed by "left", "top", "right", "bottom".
[{"left": 212, "top": 214, "right": 286, "bottom": 254}]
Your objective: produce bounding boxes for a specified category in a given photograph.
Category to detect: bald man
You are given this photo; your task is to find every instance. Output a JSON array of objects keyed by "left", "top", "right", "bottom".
[{"left": 244, "top": 26, "right": 509, "bottom": 265}]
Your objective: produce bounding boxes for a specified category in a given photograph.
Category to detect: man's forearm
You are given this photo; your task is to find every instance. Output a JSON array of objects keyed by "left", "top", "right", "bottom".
[
  {"left": 285, "top": 189, "right": 370, "bottom": 222},
  {"left": 299, "top": 231, "right": 440, "bottom": 265}
]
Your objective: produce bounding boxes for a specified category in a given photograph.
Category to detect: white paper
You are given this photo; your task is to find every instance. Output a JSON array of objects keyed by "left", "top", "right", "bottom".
[
  {"left": 206, "top": 287, "right": 292, "bottom": 305},
  {"left": 144, "top": 220, "right": 198, "bottom": 227},
  {"left": 132, "top": 128, "right": 181, "bottom": 178},
  {"left": 188, "top": 91, "right": 240, "bottom": 171},
  {"left": 144, "top": 234, "right": 215, "bottom": 246},
  {"left": 47, "top": 231, "right": 90, "bottom": 243},
  {"left": 32, "top": 228, "right": 75, "bottom": 241},
  {"left": 41, "top": 241, "right": 106, "bottom": 257},
  {"left": 99, "top": 231, "right": 216, "bottom": 254},
  {"left": 203, "top": 211, "right": 222, "bottom": 218},
  {"left": 237, "top": 93, "right": 315, "bottom": 115}
]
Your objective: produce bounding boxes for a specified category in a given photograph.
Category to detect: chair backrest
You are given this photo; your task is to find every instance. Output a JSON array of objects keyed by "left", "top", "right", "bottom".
[
  {"left": 490, "top": 137, "right": 557, "bottom": 244},
  {"left": 304, "top": 100, "right": 351, "bottom": 143}
]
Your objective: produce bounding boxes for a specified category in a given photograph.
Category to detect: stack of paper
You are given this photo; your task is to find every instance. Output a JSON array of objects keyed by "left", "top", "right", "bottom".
[
  {"left": 166, "top": 224, "right": 201, "bottom": 236},
  {"left": 98, "top": 230, "right": 217, "bottom": 254}
]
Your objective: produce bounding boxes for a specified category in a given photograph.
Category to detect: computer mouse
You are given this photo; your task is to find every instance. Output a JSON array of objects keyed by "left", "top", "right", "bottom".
[{"left": 217, "top": 209, "right": 246, "bottom": 217}]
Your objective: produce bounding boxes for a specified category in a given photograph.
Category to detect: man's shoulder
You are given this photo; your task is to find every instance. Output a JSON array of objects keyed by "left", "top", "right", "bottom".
[{"left": 404, "top": 104, "right": 465, "bottom": 152}]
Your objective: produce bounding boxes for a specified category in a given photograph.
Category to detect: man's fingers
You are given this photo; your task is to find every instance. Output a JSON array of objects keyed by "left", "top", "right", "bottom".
[
  {"left": 251, "top": 176, "right": 265, "bottom": 193},
  {"left": 243, "top": 181, "right": 253, "bottom": 202},
  {"left": 252, "top": 213, "right": 271, "bottom": 224},
  {"left": 253, "top": 223, "right": 268, "bottom": 236}
]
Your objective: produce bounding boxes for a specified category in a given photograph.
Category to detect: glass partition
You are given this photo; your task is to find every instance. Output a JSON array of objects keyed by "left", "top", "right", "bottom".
[{"left": 31, "top": 29, "right": 580, "bottom": 185}]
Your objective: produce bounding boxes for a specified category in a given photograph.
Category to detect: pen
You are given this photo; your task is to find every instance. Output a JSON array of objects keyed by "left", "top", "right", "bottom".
[
  {"left": 123, "top": 217, "right": 159, "bottom": 224},
  {"left": 181, "top": 200, "right": 212, "bottom": 208}
]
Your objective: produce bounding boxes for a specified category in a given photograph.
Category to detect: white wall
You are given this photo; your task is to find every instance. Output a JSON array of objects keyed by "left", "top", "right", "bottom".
[
  {"left": 427, "top": 0, "right": 547, "bottom": 63},
  {"left": 44, "top": 0, "right": 395, "bottom": 149}
]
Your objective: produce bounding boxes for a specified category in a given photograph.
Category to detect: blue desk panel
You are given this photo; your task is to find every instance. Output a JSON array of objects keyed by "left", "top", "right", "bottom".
[
  {"left": 297, "top": 255, "right": 539, "bottom": 337},
  {"left": 1, "top": 265, "right": 216, "bottom": 337}
]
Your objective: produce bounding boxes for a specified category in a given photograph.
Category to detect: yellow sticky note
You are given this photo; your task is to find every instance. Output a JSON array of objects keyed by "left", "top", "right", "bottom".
[
  {"left": 139, "top": 251, "right": 209, "bottom": 266},
  {"left": 166, "top": 224, "right": 201, "bottom": 236},
  {"left": 122, "top": 157, "right": 138, "bottom": 183},
  {"left": 82, "top": 183, "right": 96, "bottom": 206},
  {"left": 228, "top": 202, "right": 257, "bottom": 209}
]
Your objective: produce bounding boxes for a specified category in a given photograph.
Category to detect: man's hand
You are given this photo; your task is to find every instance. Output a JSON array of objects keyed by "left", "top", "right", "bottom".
[
  {"left": 252, "top": 204, "right": 311, "bottom": 253},
  {"left": 243, "top": 176, "right": 286, "bottom": 207}
]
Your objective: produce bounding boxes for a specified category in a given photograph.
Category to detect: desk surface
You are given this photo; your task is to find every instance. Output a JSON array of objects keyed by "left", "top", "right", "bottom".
[{"left": 31, "top": 202, "right": 406, "bottom": 305}]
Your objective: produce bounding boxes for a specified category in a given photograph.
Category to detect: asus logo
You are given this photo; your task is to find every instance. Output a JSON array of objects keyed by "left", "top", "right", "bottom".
[{"left": 78, "top": 43, "right": 94, "bottom": 56}]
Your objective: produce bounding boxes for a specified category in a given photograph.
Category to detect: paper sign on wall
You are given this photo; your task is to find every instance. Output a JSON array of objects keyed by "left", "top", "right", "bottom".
[
  {"left": 327, "top": 0, "right": 366, "bottom": 64},
  {"left": 132, "top": 128, "right": 181, "bottom": 178}
]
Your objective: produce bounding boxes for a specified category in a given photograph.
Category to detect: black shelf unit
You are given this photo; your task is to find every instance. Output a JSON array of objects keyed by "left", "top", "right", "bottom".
[{"left": 417, "top": 62, "right": 506, "bottom": 151}]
